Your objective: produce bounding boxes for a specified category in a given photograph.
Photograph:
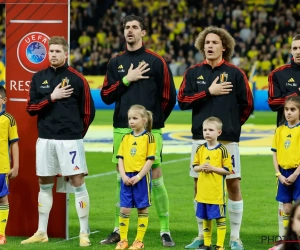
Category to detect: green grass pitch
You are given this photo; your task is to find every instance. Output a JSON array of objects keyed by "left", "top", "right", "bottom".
[{"left": 7, "top": 111, "right": 278, "bottom": 249}]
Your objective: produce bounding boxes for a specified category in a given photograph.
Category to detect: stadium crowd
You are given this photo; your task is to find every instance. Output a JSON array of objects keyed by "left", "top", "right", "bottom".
[
  {"left": 68, "top": 0, "right": 300, "bottom": 77},
  {"left": 0, "top": 0, "right": 298, "bottom": 79}
]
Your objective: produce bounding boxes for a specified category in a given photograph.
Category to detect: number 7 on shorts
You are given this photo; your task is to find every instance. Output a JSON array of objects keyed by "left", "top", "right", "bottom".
[{"left": 69, "top": 151, "right": 77, "bottom": 164}]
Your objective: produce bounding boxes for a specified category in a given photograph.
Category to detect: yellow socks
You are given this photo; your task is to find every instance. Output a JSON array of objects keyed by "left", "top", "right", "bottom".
[
  {"left": 203, "top": 219, "right": 212, "bottom": 246},
  {"left": 135, "top": 213, "right": 148, "bottom": 242},
  {"left": 119, "top": 213, "right": 130, "bottom": 240},
  {"left": 0, "top": 204, "right": 9, "bottom": 235},
  {"left": 216, "top": 217, "right": 226, "bottom": 247}
]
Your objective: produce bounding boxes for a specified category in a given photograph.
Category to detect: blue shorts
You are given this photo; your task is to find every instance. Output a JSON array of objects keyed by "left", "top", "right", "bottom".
[
  {"left": 196, "top": 202, "right": 226, "bottom": 220},
  {"left": 0, "top": 174, "right": 9, "bottom": 197},
  {"left": 120, "top": 172, "right": 152, "bottom": 209},
  {"left": 276, "top": 167, "right": 300, "bottom": 203}
]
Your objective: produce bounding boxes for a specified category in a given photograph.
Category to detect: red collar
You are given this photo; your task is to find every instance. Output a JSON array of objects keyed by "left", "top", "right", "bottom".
[{"left": 203, "top": 58, "right": 224, "bottom": 67}]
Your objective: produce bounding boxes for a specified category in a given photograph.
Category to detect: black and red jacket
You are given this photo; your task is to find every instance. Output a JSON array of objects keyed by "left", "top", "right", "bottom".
[
  {"left": 100, "top": 46, "right": 176, "bottom": 129},
  {"left": 177, "top": 59, "right": 253, "bottom": 142},
  {"left": 26, "top": 63, "right": 95, "bottom": 139},
  {"left": 268, "top": 60, "right": 300, "bottom": 126}
]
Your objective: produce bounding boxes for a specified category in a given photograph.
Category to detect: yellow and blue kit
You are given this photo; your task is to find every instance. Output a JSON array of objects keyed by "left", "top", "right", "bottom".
[
  {"left": 272, "top": 122, "right": 300, "bottom": 203},
  {"left": 117, "top": 131, "right": 156, "bottom": 208},
  {"left": 0, "top": 111, "right": 19, "bottom": 196},
  {"left": 193, "top": 143, "right": 232, "bottom": 219}
]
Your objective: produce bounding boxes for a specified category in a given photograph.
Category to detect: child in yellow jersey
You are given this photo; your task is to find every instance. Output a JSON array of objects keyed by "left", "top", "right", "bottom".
[
  {"left": 115, "top": 104, "right": 156, "bottom": 250},
  {"left": 0, "top": 86, "right": 19, "bottom": 244},
  {"left": 271, "top": 96, "right": 300, "bottom": 238},
  {"left": 193, "top": 117, "right": 232, "bottom": 250}
]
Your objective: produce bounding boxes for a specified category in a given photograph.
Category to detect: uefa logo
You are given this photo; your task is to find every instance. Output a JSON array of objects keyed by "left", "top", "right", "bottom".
[{"left": 17, "top": 32, "right": 50, "bottom": 73}]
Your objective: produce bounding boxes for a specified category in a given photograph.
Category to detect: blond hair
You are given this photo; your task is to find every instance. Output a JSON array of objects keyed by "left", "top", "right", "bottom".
[
  {"left": 203, "top": 116, "right": 223, "bottom": 130},
  {"left": 48, "top": 36, "right": 69, "bottom": 52},
  {"left": 128, "top": 105, "right": 153, "bottom": 132},
  {"left": 292, "top": 34, "right": 300, "bottom": 42},
  {"left": 194, "top": 26, "right": 235, "bottom": 62}
]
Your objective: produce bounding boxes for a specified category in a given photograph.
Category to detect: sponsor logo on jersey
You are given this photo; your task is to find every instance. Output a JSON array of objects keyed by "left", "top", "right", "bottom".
[
  {"left": 196, "top": 75, "right": 206, "bottom": 84},
  {"left": 118, "top": 64, "right": 125, "bottom": 72}
]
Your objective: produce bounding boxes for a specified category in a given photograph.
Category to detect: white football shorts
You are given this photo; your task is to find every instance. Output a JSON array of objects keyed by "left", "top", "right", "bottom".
[
  {"left": 189, "top": 139, "right": 241, "bottom": 179},
  {"left": 36, "top": 138, "right": 88, "bottom": 177}
]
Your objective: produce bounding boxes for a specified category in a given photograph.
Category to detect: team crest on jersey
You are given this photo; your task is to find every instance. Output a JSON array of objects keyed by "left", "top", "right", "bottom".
[
  {"left": 220, "top": 72, "right": 228, "bottom": 83},
  {"left": 139, "top": 60, "right": 146, "bottom": 65},
  {"left": 130, "top": 147, "right": 137, "bottom": 156},
  {"left": 284, "top": 139, "right": 291, "bottom": 149},
  {"left": 61, "top": 77, "right": 70, "bottom": 87},
  {"left": 17, "top": 32, "right": 50, "bottom": 73}
]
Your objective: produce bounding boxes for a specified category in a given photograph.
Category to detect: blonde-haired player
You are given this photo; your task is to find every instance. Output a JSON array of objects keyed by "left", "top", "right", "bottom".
[
  {"left": 193, "top": 117, "right": 232, "bottom": 250},
  {"left": 23, "top": 36, "right": 95, "bottom": 247}
]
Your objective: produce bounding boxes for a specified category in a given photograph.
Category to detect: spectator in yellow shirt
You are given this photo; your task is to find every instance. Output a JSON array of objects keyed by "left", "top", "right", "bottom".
[
  {"left": 260, "top": 55, "right": 272, "bottom": 76},
  {"left": 247, "top": 45, "right": 259, "bottom": 60}
]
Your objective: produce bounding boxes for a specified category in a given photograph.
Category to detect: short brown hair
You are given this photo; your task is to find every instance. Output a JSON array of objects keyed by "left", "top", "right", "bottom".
[
  {"left": 48, "top": 36, "right": 69, "bottom": 52},
  {"left": 194, "top": 26, "right": 235, "bottom": 62},
  {"left": 203, "top": 116, "right": 223, "bottom": 130},
  {"left": 123, "top": 15, "right": 146, "bottom": 31}
]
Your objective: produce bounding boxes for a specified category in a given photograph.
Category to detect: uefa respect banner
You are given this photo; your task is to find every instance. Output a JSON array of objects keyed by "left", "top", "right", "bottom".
[{"left": 5, "top": 0, "right": 68, "bottom": 238}]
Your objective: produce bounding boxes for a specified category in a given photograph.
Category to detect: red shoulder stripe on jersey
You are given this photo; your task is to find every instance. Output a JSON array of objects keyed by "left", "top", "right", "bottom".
[
  {"left": 26, "top": 79, "right": 49, "bottom": 110},
  {"left": 68, "top": 67, "right": 91, "bottom": 135},
  {"left": 145, "top": 49, "right": 170, "bottom": 110},
  {"left": 268, "top": 64, "right": 291, "bottom": 98},
  {"left": 268, "top": 98, "right": 286, "bottom": 105},
  {"left": 269, "top": 92, "right": 299, "bottom": 105},
  {"left": 101, "top": 80, "right": 119, "bottom": 95},
  {"left": 26, "top": 97, "right": 49, "bottom": 111},
  {"left": 101, "top": 73, "right": 120, "bottom": 95},
  {"left": 177, "top": 63, "right": 205, "bottom": 103},
  {"left": 224, "top": 62, "right": 253, "bottom": 123},
  {"left": 102, "top": 73, "right": 109, "bottom": 87}
]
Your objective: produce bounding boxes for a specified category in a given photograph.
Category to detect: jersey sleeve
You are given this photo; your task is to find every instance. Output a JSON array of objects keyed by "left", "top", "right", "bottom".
[
  {"left": 9, "top": 117, "right": 19, "bottom": 143},
  {"left": 154, "top": 58, "right": 176, "bottom": 121},
  {"left": 268, "top": 70, "right": 300, "bottom": 111},
  {"left": 222, "top": 148, "right": 232, "bottom": 173},
  {"left": 146, "top": 133, "right": 156, "bottom": 160},
  {"left": 77, "top": 74, "right": 95, "bottom": 137},
  {"left": 271, "top": 128, "right": 278, "bottom": 152},
  {"left": 235, "top": 69, "right": 254, "bottom": 125},
  {"left": 192, "top": 145, "right": 202, "bottom": 166}
]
